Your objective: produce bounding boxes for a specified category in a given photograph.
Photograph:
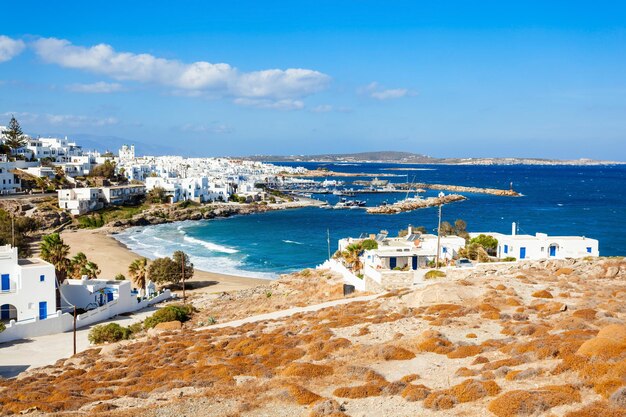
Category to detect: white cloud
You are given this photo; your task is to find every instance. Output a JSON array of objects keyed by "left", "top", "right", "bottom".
[
  {"left": 1, "top": 111, "right": 118, "bottom": 127},
  {"left": 180, "top": 122, "right": 232, "bottom": 134},
  {"left": 67, "top": 81, "right": 124, "bottom": 93},
  {"left": 32, "top": 37, "right": 330, "bottom": 105},
  {"left": 361, "top": 82, "right": 413, "bottom": 100},
  {"left": 311, "top": 104, "right": 333, "bottom": 113},
  {"left": 0, "top": 35, "right": 25, "bottom": 63},
  {"left": 233, "top": 98, "right": 305, "bottom": 110}
]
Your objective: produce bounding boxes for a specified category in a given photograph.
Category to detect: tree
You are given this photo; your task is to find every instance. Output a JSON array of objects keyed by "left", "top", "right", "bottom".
[
  {"left": 148, "top": 257, "right": 180, "bottom": 285},
  {"left": 342, "top": 243, "right": 363, "bottom": 274},
  {"left": 0, "top": 209, "right": 37, "bottom": 257},
  {"left": 128, "top": 257, "right": 148, "bottom": 289},
  {"left": 68, "top": 252, "right": 100, "bottom": 279},
  {"left": 147, "top": 187, "right": 168, "bottom": 204},
  {"left": 90, "top": 160, "right": 117, "bottom": 179},
  {"left": 440, "top": 221, "right": 454, "bottom": 236},
  {"left": 115, "top": 273, "right": 126, "bottom": 281},
  {"left": 2, "top": 116, "right": 27, "bottom": 152},
  {"left": 39, "top": 233, "right": 70, "bottom": 282},
  {"left": 173, "top": 251, "right": 194, "bottom": 282},
  {"left": 360, "top": 239, "right": 378, "bottom": 250},
  {"left": 459, "top": 243, "right": 491, "bottom": 262},
  {"left": 470, "top": 234, "right": 498, "bottom": 255}
]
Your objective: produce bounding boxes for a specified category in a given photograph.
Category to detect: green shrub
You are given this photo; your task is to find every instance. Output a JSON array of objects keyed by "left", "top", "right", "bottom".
[
  {"left": 143, "top": 304, "right": 193, "bottom": 329},
  {"left": 425, "top": 270, "right": 446, "bottom": 279},
  {"left": 115, "top": 273, "right": 126, "bottom": 280},
  {"left": 360, "top": 239, "right": 378, "bottom": 250},
  {"left": 88, "top": 323, "right": 132, "bottom": 344},
  {"left": 502, "top": 257, "right": 517, "bottom": 262},
  {"left": 0, "top": 322, "right": 5, "bottom": 333}
]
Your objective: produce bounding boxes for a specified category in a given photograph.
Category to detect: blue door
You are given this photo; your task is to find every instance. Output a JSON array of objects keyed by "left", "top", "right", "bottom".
[
  {"left": 504, "top": 245, "right": 508, "bottom": 254},
  {"left": 107, "top": 292, "right": 114, "bottom": 302},
  {"left": 1, "top": 304, "right": 10, "bottom": 320},
  {"left": 1, "top": 274, "right": 9, "bottom": 291},
  {"left": 549, "top": 246, "right": 556, "bottom": 257},
  {"left": 520, "top": 247, "right": 526, "bottom": 259},
  {"left": 389, "top": 257, "right": 397, "bottom": 269},
  {"left": 412, "top": 256, "right": 418, "bottom": 270},
  {"left": 39, "top": 301, "right": 47, "bottom": 320}
]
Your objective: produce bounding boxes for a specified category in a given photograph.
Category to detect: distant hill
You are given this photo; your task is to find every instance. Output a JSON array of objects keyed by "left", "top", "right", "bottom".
[
  {"left": 240, "top": 151, "right": 624, "bottom": 165},
  {"left": 60, "top": 133, "right": 181, "bottom": 156},
  {"left": 242, "top": 151, "right": 439, "bottom": 163}
]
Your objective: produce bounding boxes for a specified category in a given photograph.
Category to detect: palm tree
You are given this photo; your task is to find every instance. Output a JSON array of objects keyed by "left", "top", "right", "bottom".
[
  {"left": 40, "top": 233, "right": 70, "bottom": 312},
  {"left": 40, "top": 233, "right": 70, "bottom": 282},
  {"left": 343, "top": 244, "right": 363, "bottom": 275},
  {"left": 128, "top": 257, "right": 148, "bottom": 291},
  {"left": 69, "top": 252, "right": 100, "bottom": 279}
]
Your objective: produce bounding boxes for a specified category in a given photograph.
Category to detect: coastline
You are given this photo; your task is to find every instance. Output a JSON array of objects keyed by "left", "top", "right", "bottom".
[{"left": 60, "top": 228, "right": 271, "bottom": 293}]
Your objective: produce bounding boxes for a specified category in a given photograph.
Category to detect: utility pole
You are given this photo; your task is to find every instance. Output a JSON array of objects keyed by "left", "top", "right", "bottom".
[
  {"left": 73, "top": 306, "right": 77, "bottom": 355},
  {"left": 435, "top": 192, "right": 444, "bottom": 269},
  {"left": 181, "top": 253, "right": 186, "bottom": 304},
  {"left": 11, "top": 214, "right": 15, "bottom": 247},
  {"left": 327, "top": 228, "right": 331, "bottom": 260}
]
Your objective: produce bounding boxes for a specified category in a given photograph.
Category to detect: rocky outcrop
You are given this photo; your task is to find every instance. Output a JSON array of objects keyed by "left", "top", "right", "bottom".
[{"left": 105, "top": 203, "right": 286, "bottom": 232}]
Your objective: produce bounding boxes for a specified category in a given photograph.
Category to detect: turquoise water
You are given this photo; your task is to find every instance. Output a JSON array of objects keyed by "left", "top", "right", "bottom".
[{"left": 115, "top": 163, "right": 626, "bottom": 278}]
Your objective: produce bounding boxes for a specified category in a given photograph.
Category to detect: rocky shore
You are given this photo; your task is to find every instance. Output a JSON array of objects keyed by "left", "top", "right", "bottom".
[{"left": 366, "top": 193, "right": 467, "bottom": 214}]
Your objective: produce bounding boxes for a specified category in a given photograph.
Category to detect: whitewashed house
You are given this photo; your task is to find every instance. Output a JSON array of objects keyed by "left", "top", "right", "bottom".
[
  {"left": 0, "top": 245, "right": 56, "bottom": 322},
  {"left": 0, "top": 155, "right": 24, "bottom": 194},
  {"left": 470, "top": 223, "right": 600, "bottom": 260},
  {"left": 61, "top": 278, "right": 134, "bottom": 311},
  {"left": 99, "top": 184, "right": 145, "bottom": 205},
  {"left": 335, "top": 227, "right": 466, "bottom": 291},
  {"left": 58, "top": 188, "right": 102, "bottom": 215}
]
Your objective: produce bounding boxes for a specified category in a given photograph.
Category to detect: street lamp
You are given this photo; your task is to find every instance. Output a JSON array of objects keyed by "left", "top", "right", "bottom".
[{"left": 435, "top": 192, "right": 445, "bottom": 269}]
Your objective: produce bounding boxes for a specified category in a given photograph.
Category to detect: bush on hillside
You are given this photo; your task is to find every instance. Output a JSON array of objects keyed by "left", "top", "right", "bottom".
[
  {"left": 88, "top": 323, "right": 132, "bottom": 344},
  {"left": 144, "top": 304, "right": 193, "bottom": 329},
  {"left": 0, "top": 322, "right": 5, "bottom": 333},
  {"left": 425, "top": 270, "right": 446, "bottom": 279}
]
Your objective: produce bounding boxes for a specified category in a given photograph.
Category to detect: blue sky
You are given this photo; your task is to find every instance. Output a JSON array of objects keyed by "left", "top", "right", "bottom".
[{"left": 1, "top": 1, "right": 625, "bottom": 159}]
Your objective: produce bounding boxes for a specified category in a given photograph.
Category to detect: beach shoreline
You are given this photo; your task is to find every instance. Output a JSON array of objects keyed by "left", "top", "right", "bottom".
[{"left": 60, "top": 228, "right": 272, "bottom": 294}]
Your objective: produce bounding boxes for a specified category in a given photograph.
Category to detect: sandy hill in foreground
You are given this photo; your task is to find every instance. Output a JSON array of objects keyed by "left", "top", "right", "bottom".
[{"left": 1, "top": 259, "right": 626, "bottom": 416}]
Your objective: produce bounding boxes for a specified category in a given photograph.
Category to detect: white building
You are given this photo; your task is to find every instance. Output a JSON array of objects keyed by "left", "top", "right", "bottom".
[
  {"left": 0, "top": 155, "right": 23, "bottom": 194},
  {"left": 335, "top": 226, "right": 466, "bottom": 291},
  {"left": 61, "top": 278, "right": 135, "bottom": 312},
  {"left": 0, "top": 245, "right": 56, "bottom": 322},
  {"left": 119, "top": 144, "right": 135, "bottom": 162},
  {"left": 99, "top": 184, "right": 145, "bottom": 205},
  {"left": 58, "top": 188, "right": 103, "bottom": 215},
  {"left": 470, "top": 223, "right": 600, "bottom": 260}
]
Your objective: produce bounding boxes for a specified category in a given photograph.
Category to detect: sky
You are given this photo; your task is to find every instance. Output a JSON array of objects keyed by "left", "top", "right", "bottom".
[{"left": 1, "top": 1, "right": 625, "bottom": 159}]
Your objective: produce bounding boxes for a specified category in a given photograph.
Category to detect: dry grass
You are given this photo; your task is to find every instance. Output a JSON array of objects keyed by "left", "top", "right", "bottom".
[
  {"left": 401, "top": 384, "right": 431, "bottom": 402},
  {"left": 532, "top": 289, "right": 554, "bottom": 298},
  {"left": 333, "top": 384, "right": 384, "bottom": 398},
  {"left": 488, "top": 385, "right": 582, "bottom": 417}
]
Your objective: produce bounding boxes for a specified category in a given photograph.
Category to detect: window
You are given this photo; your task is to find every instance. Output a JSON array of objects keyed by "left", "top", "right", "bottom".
[
  {"left": 587, "top": 247, "right": 592, "bottom": 253},
  {"left": 40, "top": 275, "right": 45, "bottom": 282},
  {"left": 541, "top": 247, "right": 544, "bottom": 252}
]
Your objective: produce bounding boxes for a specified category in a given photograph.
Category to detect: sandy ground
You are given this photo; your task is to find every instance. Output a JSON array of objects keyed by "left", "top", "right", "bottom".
[{"left": 59, "top": 229, "right": 271, "bottom": 293}]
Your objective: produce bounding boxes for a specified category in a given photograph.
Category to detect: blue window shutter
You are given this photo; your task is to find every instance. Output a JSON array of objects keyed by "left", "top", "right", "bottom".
[{"left": 40, "top": 275, "right": 45, "bottom": 282}]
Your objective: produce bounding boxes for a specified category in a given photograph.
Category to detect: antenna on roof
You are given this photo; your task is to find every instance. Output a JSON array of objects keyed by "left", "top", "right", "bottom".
[{"left": 327, "top": 228, "right": 331, "bottom": 260}]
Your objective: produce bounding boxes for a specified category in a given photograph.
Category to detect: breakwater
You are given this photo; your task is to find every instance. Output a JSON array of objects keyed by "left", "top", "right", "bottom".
[{"left": 366, "top": 194, "right": 467, "bottom": 214}]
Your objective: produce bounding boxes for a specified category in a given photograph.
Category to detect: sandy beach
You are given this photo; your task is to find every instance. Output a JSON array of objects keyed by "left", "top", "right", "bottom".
[{"left": 59, "top": 228, "right": 271, "bottom": 293}]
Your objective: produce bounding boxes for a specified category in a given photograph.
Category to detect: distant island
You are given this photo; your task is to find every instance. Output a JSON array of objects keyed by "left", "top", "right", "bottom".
[{"left": 240, "top": 151, "right": 625, "bottom": 166}]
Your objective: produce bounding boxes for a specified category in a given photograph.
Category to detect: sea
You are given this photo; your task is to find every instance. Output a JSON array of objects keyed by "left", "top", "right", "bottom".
[{"left": 114, "top": 163, "right": 626, "bottom": 278}]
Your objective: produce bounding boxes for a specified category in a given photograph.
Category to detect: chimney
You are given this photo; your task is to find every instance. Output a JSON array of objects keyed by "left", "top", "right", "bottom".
[
  {"left": 512, "top": 222, "right": 516, "bottom": 236},
  {"left": 407, "top": 224, "right": 413, "bottom": 235}
]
